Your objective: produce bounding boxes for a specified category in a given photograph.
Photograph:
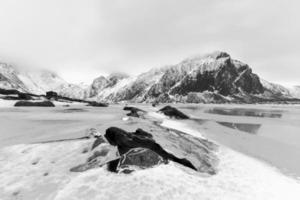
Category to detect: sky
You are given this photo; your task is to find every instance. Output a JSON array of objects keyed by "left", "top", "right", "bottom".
[{"left": 0, "top": 0, "right": 299, "bottom": 86}]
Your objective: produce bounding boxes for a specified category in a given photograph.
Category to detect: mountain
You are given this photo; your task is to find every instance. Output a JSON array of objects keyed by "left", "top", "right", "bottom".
[
  {"left": 88, "top": 51, "right": 299, "bottom": 103},
  {"left": 1, "top": 51, "right": 300, "bottom": 103},
  {"left": 0, "top": 62, "right": 88, "bottom": 98},
  {"left": 0, "top": 62, "right": 66, "bottom": 94}
]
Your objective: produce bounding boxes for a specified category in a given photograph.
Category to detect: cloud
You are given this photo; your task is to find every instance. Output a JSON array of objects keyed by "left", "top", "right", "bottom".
[{"left": 0, "top": 0, "right": 299, "bottom": 85}]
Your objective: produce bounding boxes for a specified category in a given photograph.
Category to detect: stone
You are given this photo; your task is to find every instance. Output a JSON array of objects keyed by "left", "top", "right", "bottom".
[
  {"left": 14, "top": 101, "right": 55, "bottom": 107},
  {"left": 116, "top": 148, "right": 167, "bottom": 173},
  {"left": 159, "top": 106, "right": 189, "bottom": 119},
  {"left": 87, "top": 101, "right": 108, "bottom": 107},
  {"left": 123, "top": 106, "right": 146, "bottom": 118},
  {"left": 105, "top": 127, "right": 197, "bottom": 171}
]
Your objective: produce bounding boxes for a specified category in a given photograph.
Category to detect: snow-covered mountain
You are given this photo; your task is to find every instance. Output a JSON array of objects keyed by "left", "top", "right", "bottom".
[
  {"left": 88, "top": 51, "right": 299, "bottom": 103},
  {"left": 0, "top": 62, "right": 67, "bottom": 94},
  {"left": 1, "top": 51, "right": 300, "bottom": 103}
]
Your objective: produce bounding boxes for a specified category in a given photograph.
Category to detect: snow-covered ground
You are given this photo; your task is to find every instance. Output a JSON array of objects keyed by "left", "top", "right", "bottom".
[{"left": 0, "top": 103, "right": 300, "bottom": 199}]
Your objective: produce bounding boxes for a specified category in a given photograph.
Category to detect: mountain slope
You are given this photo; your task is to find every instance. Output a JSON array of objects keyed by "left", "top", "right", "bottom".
[
  {"left": 1, "top": 51, "right": 300, "bottom": 103},
  {"left": 0, "top": 62, "right": 67, "bottom": 94},
  {"left": 90, "top": 51, "right": 278, "bottom": 103}
]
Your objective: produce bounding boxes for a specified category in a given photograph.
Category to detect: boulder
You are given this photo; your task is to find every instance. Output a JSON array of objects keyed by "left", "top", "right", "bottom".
[
  {"left": 87, "top": 101, "right": 109, "bottom": 107},
  {"left": 46, "top": 91, "right": 58, "bottom": 100},
  {"left": 123, "top": 106, "right": 146, "bottom": 118},
  {"left": 117, "top": 148, "right": 167, "bottom": 174},
  {"left": 14, "top": 101, "right": 55, "bottom": 107},
  {"left": 105, "top": 127, "right": 197, "bottom": 171},
  {"left": 158, "top": 106, "right": 189, "bottom": 119}
]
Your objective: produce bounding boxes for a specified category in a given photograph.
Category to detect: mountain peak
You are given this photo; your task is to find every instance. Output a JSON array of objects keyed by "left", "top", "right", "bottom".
[{"left": 205, "top": 51, "right": 230, "bottom": 59}]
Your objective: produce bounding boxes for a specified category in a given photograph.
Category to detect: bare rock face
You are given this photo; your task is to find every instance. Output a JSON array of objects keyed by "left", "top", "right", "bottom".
[
  {"left": 170, "top": 57, "right": 264, "bottom": 97},
  {"left": 86, "top": 51, "right": 269, "bottom": 103}
]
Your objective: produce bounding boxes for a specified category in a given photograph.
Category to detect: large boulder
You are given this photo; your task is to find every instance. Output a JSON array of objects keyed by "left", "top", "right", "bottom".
[
  {"left": 116, "top": 148, "right": 167, "bottom": 174},
  {"left": 105, "top": 127, "right": 197, "bottom": 171},
  {"left": 14, "top": 101, "right": 55, "bottom": 107},
  {"left": 159, "top": 106, "right": 189, "bottom": 119}
]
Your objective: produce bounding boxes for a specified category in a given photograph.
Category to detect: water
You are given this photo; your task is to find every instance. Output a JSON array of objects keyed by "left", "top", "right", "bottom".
[{"left": 177, "top": 104, "right": 300, "bottom": 178}]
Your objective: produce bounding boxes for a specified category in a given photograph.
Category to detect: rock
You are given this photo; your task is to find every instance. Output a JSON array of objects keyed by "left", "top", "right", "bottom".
[
  {"left": 0, "top": 88, "right": 20, "bottom": 95},
  {"left": 117, "top": 148, "right": 167, "bottom": 174},
  {"left": 87, "top": 101, "right": 108, "bottom": 107},
  {"left": 104, "top": 127, "right": 197, "bottom": 171},
  {"left": 70, "top": 145, "right": 119, "bottom": 172},
  {"left": 91, "top": 136, "right": 106, "bottom": 150},
  {"left": 123, "top": 106, "right": 146, "bottom": 118},
  {"left": 18, "top": 93, "right": 33, "bottom": 100},
  {"left": 159, "top": 106, "right": 189, "bottom": 119},
  {"left": 14, "top": 101, "right": 55, "bottom": 107},
  {"left": 86, "top": 128, "right": 102, "bottom": 138},
  {"left": 46, "top": 91, "right": 58, "bottom": 100}
]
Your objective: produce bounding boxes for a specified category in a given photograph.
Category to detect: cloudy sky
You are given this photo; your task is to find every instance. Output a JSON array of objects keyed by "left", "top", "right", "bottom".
[{"left": 0, "top": 0, "right": 299, "bottom": 85}]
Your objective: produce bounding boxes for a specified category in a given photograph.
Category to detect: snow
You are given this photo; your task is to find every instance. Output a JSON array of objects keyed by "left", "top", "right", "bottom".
[
  {"left": 0, "top": 105, "right": 300, "bottom": 199},
  {"left": 52, "top": 148, "right": 300, "bottom": 200},
  {"left": 1, "top": 140, "right": 299, "bottom": 200},
  {"left": 0, "top": 99, "right": 17, "bottom": 107},
  {"left": 161, "top": 119, "right": 204, "bottom": 139}
]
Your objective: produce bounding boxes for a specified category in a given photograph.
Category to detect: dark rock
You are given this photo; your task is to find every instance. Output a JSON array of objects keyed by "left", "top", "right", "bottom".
[
  {"left": 123, "top": 106, "right": 146, "bottom": 118},
  {"left": 0, "top": 88, "right": 20, "bottom": 95},
  {"left": 14, "top": 101, "right": 55, "bottom": 107},
  {"left": 87, "top": 101, "right": 109, "bottom": 107},
  {"left": 2, "top": 96, "right": 21, "bottom": 100},
  {"left": 18, "top": 93, "right": 33, "bottom": 100},
  {"left": 159, "top": 106, "right": 189, "bottom": 119},
  {"left": 107, "top": 158, "right": 121, "bottom": 172},
  {"left": 104, "top": 127, "right": 197, "bottom": 171},
  {"left": 117, "top": 148, "right": 167, "bottom": 173},
  {"left": 46, "top": 91, "right": 58, "bottom": 100}
]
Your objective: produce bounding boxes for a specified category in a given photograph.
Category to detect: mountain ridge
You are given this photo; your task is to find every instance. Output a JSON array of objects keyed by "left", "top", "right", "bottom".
[{"left": 1, "top": 51, "right": 300, "bottom": 103}]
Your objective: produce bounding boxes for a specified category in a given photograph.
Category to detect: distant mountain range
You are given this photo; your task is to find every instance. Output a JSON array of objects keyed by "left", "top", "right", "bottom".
[{"left": 1, "top": 51, "right": 300, "bottom": 103}]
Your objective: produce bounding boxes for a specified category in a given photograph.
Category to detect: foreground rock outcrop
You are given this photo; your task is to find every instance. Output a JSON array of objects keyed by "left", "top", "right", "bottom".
[
  {"left": 116, "top": 148, "right": 167, "bottom": 174},
  {"left": 70, "top": 119, "right": 218, "bottom": 175},
  {"left": 105, "top": 127, "right": 197, "bottom": 172}
]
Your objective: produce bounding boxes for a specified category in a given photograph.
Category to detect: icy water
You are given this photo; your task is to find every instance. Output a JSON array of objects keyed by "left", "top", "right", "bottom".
[
  {"left": 0, "top": 105, "right": 125, "bottom": 147},
  {"left": 177, "top": 104, "right": 300, "bottom": 178}
]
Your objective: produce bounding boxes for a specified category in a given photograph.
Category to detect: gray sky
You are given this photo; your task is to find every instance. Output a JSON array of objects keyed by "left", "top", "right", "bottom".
[{"left": 0, "top": 0, "right": 299, "bottom": 85}]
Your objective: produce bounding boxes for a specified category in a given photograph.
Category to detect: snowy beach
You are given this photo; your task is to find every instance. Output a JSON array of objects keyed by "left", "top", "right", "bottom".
[{"left": 0, "top": 103, "right": 300, "bottom": 199}]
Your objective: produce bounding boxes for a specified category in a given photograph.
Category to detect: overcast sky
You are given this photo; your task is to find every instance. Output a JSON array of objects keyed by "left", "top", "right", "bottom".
[{"left": 0, "top": 0, "right": 299, "bottom": 85}]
